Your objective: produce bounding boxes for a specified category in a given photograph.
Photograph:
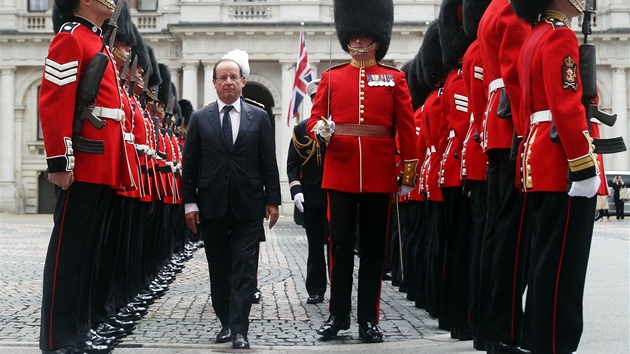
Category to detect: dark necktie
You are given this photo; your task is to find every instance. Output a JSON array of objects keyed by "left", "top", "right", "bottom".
[{"left": 222, "top": 105, "right": 233, "bottom": 150}]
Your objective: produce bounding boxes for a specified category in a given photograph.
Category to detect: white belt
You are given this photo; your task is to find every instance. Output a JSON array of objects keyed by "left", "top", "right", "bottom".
[
  {"left": 488, "top": 78, "right": 505, "bottom": 94},
  {"left": 93, "top": 106, "right": 125, "bottom": 121},
  {"left": 430, "top": 145, "right": 436, "bottom": 153},
  {"left": 448, "top": 129, "right": 455, "bottom": 139},
  {"left": 123, "top": 132, "right": 134, "bottom": 142},
  {"left": 530, "top": 110, "right": 552, "bottom": 124}
]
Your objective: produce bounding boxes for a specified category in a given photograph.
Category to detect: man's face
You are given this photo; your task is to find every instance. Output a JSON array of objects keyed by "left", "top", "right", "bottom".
[
  {"left": 91, "top": 0, "right": 115, "bottom": 26},
  {"left": 213, "top": 60, "right": 245, "bottom": 104},
  {"left": 348, "top": 35, "right": 379, "bottom": 61}
]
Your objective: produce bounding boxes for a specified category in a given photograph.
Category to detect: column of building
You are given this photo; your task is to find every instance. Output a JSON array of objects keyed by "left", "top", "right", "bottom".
[
  {"left": 0, "top": 67, "right": 16, "bottom": 212},
  {"left": 182, "top": 61, "right": 198, "bottom": 109},
  {"left": 610, "top": 67, "right": 629, "bottom": 170}
]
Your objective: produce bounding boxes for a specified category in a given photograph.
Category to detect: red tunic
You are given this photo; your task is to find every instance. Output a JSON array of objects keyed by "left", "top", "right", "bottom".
[
  {"left": 438, "top": 69, "right": 469, "bottom": 188},
  {"left": 306, "top": 59, "right": 417, "bottom": 194},
  {"left": 418, "top": 89, "right": 444, "bottom": 202},
  {"left": 461, "top": 40, "right": 489, "bottom": 181},
  {"left": 517, "top": 15, "right": 598, "bottom": 192},
  {"left": 477, "top": 0, "right": 531, "bottom": 150},
  {"left": 409, "top": 108, "right": 427, "bottom": 202},
  {"left": 39, "top": 20, "right": 124, "bottom": 187}
]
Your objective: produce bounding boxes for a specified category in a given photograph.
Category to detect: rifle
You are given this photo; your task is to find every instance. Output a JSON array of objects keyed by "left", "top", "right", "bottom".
[
  {"left": 164, "top": 94, "right": 176, "bottom": 128},
  {"left": 119, "top": 50, "right": 132, "bottom": 88},
  {"left": 102, "top": 0, "right": 126, "bottom": 51},
  {"left": 127, "top": 54, "right": 138, "bottom": 97},
  {"left": 579, "top": 1, "right": 626, "bottom": 154},
  {"left": 72, "top": 0, "right": 127, "bottom": 136}
]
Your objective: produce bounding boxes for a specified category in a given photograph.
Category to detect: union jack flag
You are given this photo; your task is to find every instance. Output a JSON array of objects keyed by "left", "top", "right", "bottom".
[{"left": 286, "top": 28, "right": 312, "bottom": 126}]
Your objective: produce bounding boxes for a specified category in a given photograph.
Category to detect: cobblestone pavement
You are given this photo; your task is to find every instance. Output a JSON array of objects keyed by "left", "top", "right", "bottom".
[
  {"left": 2, "top": 214, "right": 628, "bottom": 353},
  {"left": 0, "top": 213, "right": 450, "bottom": 352}
]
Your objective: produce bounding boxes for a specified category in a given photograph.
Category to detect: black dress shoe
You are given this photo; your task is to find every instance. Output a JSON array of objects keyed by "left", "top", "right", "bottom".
[
  {"left": 215, "top": 326, "right": 232, "bottom": 343},
  {"left": 306, "top": 294, "right": 324, "bottom": 304},
  {"left": 94, "top": 323, "right": 126, "bottom": 339},
  {"left": 42, "top": 346, "right": 88, "bottom": 354},
  {"left": 232, "top": 334, "right": 250, "bottom": 349},
  {"left": 489, "top": 340, "right": 530, "bottom": 354},
  {"left": 316, "top": 314, "right": 351, "bottom": 338},
  {"left": 358, "top": 321, "right": 383, "bottom": 343},
  {"left": 78, "top": 340, "right": 113, "bottom": 353},
  {"left": 252, "top": 289, "right": 261, "bottom": 304},
  {"left": 108, "top": 317, "right": 136, "bottom": 334}
]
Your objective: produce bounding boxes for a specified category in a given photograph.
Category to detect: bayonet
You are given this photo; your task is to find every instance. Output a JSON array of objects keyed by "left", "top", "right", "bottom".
[
  {"left": 119, "top": 51, "right": 131, "bottom": 88},
  {"left": 128, "top": 54, "right": 138, "bottom": 97},
  {"left": 102, "top": 0, "right": 126, "bottom": 50}
]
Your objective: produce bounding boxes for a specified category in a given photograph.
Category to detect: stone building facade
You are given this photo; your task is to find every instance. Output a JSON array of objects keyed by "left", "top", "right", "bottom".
[{"left": 0, "top": 0, "right": 628, "bottom": 214}]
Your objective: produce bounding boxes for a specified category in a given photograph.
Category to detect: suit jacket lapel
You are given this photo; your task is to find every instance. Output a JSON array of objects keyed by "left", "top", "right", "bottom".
[
  {"left": 208, "top": 102, "right": 230, "bottom": 150},
  {"left": 234, "top": 100, "right": 252, "bottom": 147}
]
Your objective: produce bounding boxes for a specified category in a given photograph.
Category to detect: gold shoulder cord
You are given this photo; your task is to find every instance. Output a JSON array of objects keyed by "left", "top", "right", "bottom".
[{"left": 292, "top": 129, "right": 322, "bottom": 167}]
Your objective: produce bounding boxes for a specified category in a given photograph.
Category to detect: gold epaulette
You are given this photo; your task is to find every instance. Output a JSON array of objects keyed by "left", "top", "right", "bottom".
[
  {"left": 324, "top": 63, "right": 349, "bottom": 72},
  {"left": 244, "top": 97, "right": 265, "bottom": 109},
  {"left": 542, "top": 11, "right": 571, "bottom": 29},
  {"left": 202, "top": 100, "right": 216, "bottom": 108},
  {"left": 378, "top": 63, "right": 402, "bottom": 71}
]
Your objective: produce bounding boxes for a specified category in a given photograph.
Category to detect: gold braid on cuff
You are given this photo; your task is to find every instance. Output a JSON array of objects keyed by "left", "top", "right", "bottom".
[{"left": 401, "top": 159, "right": 419, "bottom": 189}]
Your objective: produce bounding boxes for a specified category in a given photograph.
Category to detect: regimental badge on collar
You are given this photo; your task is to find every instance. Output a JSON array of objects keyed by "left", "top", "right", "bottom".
[
  {"left": 367, "top": 74, "right": 395, "bottom": 87},
  {"left": 562, "top": 56, "right": 578, "bottom": 91}
]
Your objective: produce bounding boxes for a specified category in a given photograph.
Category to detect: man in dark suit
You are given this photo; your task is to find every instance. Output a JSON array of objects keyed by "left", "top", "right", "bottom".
[{"left": 182, "top": 58, "right": 281, "bottom": 350}]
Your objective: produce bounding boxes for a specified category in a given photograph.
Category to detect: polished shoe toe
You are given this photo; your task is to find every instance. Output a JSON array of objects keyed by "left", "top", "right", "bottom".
[
  {"left": 78, "top": 340, "right": 113, "bottom": 353},
  {"left": 215, "top": 326, "right": 232, "bottom": 343},
  {"left": 489, "top": 340, "right": 530, "bottom": 354},
  {"left": 42, "top": 346, "right": 88, "bottom": 354},
  {"left": 358, "top": 322, "right": 383, "bottom": 343},
  {"left": 232, "top": 334, "right": 250, "bottom": 349},
  {"left": 316, "top": 315, "right": 351, "bottom": 338},
  {"left": 252, "top": 289, "right": 261, "bottom": 304},
  {"left": 306, "top": 294, "right": 324, "bottom": 304}
]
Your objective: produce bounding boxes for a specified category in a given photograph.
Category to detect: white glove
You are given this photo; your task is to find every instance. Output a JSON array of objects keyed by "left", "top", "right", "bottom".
[
  {"left": 568, "top": 175, "right": 601, "bottom": 198},
  {"left": 398, "top": 185, "right": 414, "bottom": 196},
  {"left": 317, "top": 118, "right": 335, "bottom": 138},
  {"left": 294, "top": 192, "right": 305, "bottom": 213}
]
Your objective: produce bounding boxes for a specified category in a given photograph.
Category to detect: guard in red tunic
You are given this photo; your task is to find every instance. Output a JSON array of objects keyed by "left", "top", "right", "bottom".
[
  {"left": 39, "top": 0, "right": 123, "bottom": 352},
  {"left": 307, "top": 0, "right": 418, "bottom": 343},
  {"left": 476, "top": 0, "right": 531, "bottom": 351},
  {"left": 511, "top": 0, "right": 601, "bottom": 353}
]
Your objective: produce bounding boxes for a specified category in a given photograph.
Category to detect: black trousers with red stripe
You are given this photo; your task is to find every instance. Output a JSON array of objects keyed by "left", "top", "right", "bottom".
[
  {"left": 521, "top": 192, "right": 596, "bottom": 354},
  {"left": 482, "top": 148, "right": 528, "bottom": 344},
  {"left": 40, "top": 182, "right": 116, "bottom": 351},
  {"left": 327, "top": 190, "right": 390, "bottom": 324}
]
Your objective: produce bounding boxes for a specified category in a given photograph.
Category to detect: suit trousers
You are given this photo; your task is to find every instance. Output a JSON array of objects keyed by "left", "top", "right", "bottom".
[
  {"left": 201, "top": 213, "right": 261, "bottom": 335},
  {"left": 40, "top": 182, "right": 116, "bottom": 351},
  {"left": 303, "top": 205, "right": 329, "bottom": 297},
  {"left": 327, "top": 190, "right": 390, "bottom": 323},
  {"left": 521, "top": 193, "right": 595, "bottom": 354}
]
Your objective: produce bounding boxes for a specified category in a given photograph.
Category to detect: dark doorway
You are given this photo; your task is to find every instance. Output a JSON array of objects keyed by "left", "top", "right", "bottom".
[
  {"left": 243, "top": 83, "right": 275, "bottom": 133},
  {"left": 37, "top": 171, "right": 55, "bottom": 214}
]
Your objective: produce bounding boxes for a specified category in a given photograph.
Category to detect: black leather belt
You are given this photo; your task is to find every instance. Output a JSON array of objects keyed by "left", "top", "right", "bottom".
[{"left": 74, "top": 136, "right": 104, "bottom": 154}]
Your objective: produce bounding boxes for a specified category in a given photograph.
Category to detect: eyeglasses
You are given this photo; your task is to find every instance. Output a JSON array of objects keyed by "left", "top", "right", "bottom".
[{"left": 215, "top": 75, "right": 242, "bottom": 83}]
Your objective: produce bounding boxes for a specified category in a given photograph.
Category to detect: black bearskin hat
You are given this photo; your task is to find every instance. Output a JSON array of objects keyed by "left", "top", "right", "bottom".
[
  {"left": 334, "top": 0, "right": 394, "bottom": 62},
  {"left": 179, "top": 99, "right": 193, "bottom": 127},
  {"left": 412, "top": 54, "right": 434, "bottom": 107},
  {"left": 131, "top": 25, "right": 149, "bottom": 73},
  {"left": 510, "top": 0, "right": 554, "bottom": 25},
  {"left": 113, "top": 0, "right": 136, "bottom": 46},
  {"left": 147, "top": 46, "right": 161, "bottom": 87},
  {"left": 157, "top": 63, "right": 172, "bottom": 106},
  {"left": 439, "top": 0, "right": 473, "bottom": 69},
  {"left": 421, "top": 21, "right": 449, "bottom": 87},
  {"left": 52, "top": 1, "right": 77, "bottom": 33},
  {"left": 462, "top": 0, "right": 491, "bottom": 38}
]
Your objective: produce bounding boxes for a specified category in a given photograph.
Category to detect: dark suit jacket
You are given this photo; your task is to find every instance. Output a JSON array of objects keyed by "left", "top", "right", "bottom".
[
  {"left": 182, "top": 99, "right": 281, "bottom": 220},
  {"left": 286, "top": 119, "right": 327, "bottom": 208}
]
